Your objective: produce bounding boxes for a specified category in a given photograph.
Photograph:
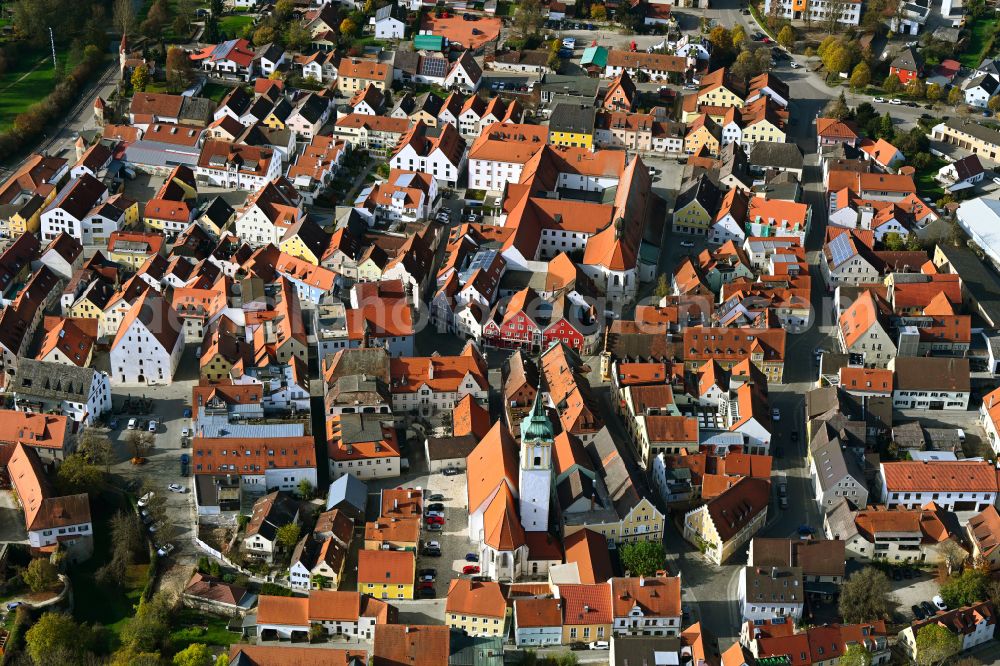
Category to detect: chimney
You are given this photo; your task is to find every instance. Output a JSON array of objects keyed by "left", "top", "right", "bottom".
[
  {"left": 583, "top": 605, "right": 590, "bottom": 613},
  {"left": 639, "top": 576, "right": 645, "bottom": 587},
  {"left": 394, "top": 499, "right": 398, "bottom": 510},
  {"left": 771, "top": 567, "right": 778, "bottom": 579},
  {"left": 405, "top": 626, "right": 411, "bottom": 634}
]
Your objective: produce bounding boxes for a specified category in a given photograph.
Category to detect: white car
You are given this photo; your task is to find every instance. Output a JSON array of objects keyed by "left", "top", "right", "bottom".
[
  {"left": 588, "top": 641, "right": 610, "bottom": 650},
  {"left": 993, "top": 176, "right": 1000, "bottom": 186},
  {"left": 127, "top": 418, "right": 137, "bottom": 430},
  {"left": 771, "top": 408, "right": 781, "bottom": 421},
  {"left": 889, "top": 98, "right": 902, "bottom": 105},
  {"left": 168, "top": 483, "right": 185, "bottom": 493},
  {"left": 138, "top": 492, "right": 154, "bottom": 507},
  {"left": 873, "top": 96, "right": 886, "bottom": 103},
  {"left": 790, "top": 61, "right": 800, "bottom": 69},
  {"left": 157, "top": 543, "right": 175, "bottom": 557},
  {"left": 148, "top": 420, "right": 157, "bottom": 432},
  {"left": 181, "top": 427, "right": 190, "bottom": 437},
  {"left": 426, "top": 540, "right": 441, "bottom": 550},
  {"left": 679, "top": 240, "right": 695, "bottom": 248},
  {"left": 933, "top": 595, "right": 948, "bottom": 611}
]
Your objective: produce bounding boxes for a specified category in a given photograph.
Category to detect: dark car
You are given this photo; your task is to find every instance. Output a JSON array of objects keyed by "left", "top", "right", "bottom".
[
  {"left": 419, "top": 568, "right": 437, "bottom": 578},
  {"left": 797, "top": 525, "right": 815, "bottom": 536},
  {"left": 427, "top": 493, "right": 445, "bottom": 502},
  {"left": 423, "top": 548, "right": 442, "bottom": 557},
  {"left": 921, "top": 601, "right": 936, "bottom": 616},
  {"left": 418, "top": 587, "right": 436, "bottom": 598},
  {"left": 443, "top": 468, "right": 461, "bottom": 476},
  {"left": 426, "top": 523, "right": 443, "bottom": 531},
  {"left": 465, "top": 553, "right": 480, "bottom": 562},
  {"left": 912, "top": 604, "right": 926, "bottom": 620},
  {"left": 418, "top": 581, "right": 434, "bottom": 590},
  {"left": 427, "top": 503, "right": 445, "bottom": 512}
]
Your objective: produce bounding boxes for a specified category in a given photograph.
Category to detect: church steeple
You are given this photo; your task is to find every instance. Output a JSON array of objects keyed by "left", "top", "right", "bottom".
[
  {"left": 523, "top": 390, "right": 554, "bottom": 444},
  {"left": 518, "top": 387, "right": 553, "bottom": 532}
]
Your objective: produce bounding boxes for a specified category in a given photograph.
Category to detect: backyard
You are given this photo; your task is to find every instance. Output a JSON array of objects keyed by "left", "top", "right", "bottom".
[
  {"left": 69, "top": 493, "right": 150, "bottom": 651},
  {"left": 219, "top": 14, "right": 254, "bottom": 38},
  {"left": 0, "top": 44, "right": 75, "bottom": 131},
  {"left": 960, "top": 17, "right": 997, "bottom": 68},
  {"left": 168, "top": 609, "right": 241, "bottom": 652},
  {"left": 914, "top": 154, "right": 947, "bottom": 199}
]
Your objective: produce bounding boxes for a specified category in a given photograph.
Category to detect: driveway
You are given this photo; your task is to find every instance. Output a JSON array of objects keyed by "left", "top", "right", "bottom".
[{"left": 0, "top": 490, "right": 27, "bottom": 544}]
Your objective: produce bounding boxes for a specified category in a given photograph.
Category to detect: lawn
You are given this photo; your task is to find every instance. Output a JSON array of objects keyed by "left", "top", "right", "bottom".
[
  {"left": 914, "top": 155, "right": 947, "bottom": 199},
  {"left": 0, "top": 44, "right": 75, "bottom": 131},
  {"left": 219, "top": 14, "right": 254, "bottom": 38},
  {"left": 168, "top": 609, "right": 240, "bottom": 652},
  {"left": 201, "top": 81, "right": 233, "bottom": 103},
  {"left": 961, "top": 17, "right": 996, "bottom": 68},
  {"left": 69, "top": 494, "right": 148, "bottom": 651}
]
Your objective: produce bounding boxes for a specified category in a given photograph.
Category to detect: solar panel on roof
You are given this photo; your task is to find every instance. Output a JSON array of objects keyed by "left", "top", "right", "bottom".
[
  {"left": 828, "top": 233, "right": 854, "bottom": 267},
  {"left": 420, "top": 57, "right": 448, "bottom": 78}
]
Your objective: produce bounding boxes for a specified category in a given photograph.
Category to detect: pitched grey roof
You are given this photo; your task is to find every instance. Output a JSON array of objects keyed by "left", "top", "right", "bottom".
[
  {"left": 749, "top": 141, "right": 804, "bottom": 170},
  {"left": 583, "top": 426, "right": 643, "bottom": 518},
  {"left": 13, "top": 359, "right": 100, "bottom": 402},
  {"left": 548, "top": 103, "right": 597, "bottom": 134},
  {"left": 178, "top": 96, "right": 214, "bottom": 125},
  {"left": 326, "top": 472, "right": 368, "bottom": 513}
]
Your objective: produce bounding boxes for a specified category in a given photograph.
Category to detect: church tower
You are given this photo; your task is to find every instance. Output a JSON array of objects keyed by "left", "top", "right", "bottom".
[{"left": 518, "top": 391, "right": 554, "bottom": 532}]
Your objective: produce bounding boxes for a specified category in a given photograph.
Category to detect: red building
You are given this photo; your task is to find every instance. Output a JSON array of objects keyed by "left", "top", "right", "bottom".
[
  {"left": 483, "top": 287, "right": 544, "bottom": 351},
  {"left": 889, "top": 47, "right": 922, "bottom": 84}
]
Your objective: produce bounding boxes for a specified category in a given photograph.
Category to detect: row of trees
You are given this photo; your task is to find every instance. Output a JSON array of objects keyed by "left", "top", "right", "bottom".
[{"left": 705, "top": 25, "right": 777, "bottom": 79}]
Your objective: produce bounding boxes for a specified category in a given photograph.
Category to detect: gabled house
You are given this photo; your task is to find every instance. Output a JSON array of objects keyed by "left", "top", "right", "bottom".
[
  {"left": 837, "top": 290, "right": 896, "bottom": 368},
  {"left": 243, "top": 490, "right": 300, "bottom": 563},
  {"left": 109, "top": 291, "right": 184, "bottom": 385},
  {"left": 964, "top": 73, "right": 999, "bottom": 108},
  {"left": 889, "top": 47, "right": 922, "bottom": 84}
]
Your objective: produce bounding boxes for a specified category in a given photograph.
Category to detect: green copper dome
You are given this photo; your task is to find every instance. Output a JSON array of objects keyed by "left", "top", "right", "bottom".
[{"left": 522, "top": 391, "right": 554, "bottom": 442}]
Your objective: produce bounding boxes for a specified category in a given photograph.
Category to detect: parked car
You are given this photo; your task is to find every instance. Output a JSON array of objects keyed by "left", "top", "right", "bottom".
[
  {"left": 465, "top": 553, "right": 479, "bottom": 562},
  {"left": 149, "top": 521, "right": 163, "bottom": 534},
  {"left": 128, "top": 418, "right": 138, "bottom": 430},
  {"left": 588, "top": 641, "right": 610, "bottom": 650},
  {"left": 889, "top": 98, "right": 902, "bottom": 105},
  {"left": 6, "top": 602, "right": 21, "bottom": 611},
  {"left": 138, "top": 492, "right": 154, "bottom": 507},
  {"left": 779, "top": 496, "right": 789, "bottom": 509},
  {"left": 933, "top": 595, "right": 948, "bottom": 611},
  {"left": 426, "top": 540, "right": 441, "bottom": 550},
  {"left": 679, "top": 240, "right": 695, "bottom": 248},
  {"left": 157, "top": 543, "right": 175, "bottom": 557},
  {"left": 181, "top": 427, "right": 190, "bottom": 437},
  {"left": 892, "top": 568, "right": 903, "bottom": 581},
  {"left": 912, "top": 604, "right": 926, "bottom": 620},
  {"left": 109, "top": 418, "right": 119, "bottom": 429},
  {"left": 797, "top": 525, "right": 815, "bottom": 536},
  {"left": 425, "top": 511, "right": 444, "bottom": 520},
  {"left": 427, "top": 523, "right": 443, "bottom": 531},
  {"left": 425, "top": 515, "right": 445, "bottom": 525},
  {"left": 427, "top": 503, "right": 445, "bottom": 512},
  {"left": 443, "top": 468, "right": 461, "bottom": 476},
  {"left": 168, "top": 483, "right": 185, "bottom": 493},
  {"left": 462, "top": 565, "right": 480, "bottom": 575},
  {"left": 183, "top": 407, "right": 192, "bottom": 418},
  {"left": 419, "top": 568, "right": 437, "bottom": 578},
  {"left": 873, "top": 96, "right": 886, "bottom": 103},
  {"left": 790, "top": 61, "right": 800, "bottom": 69},
  {"left": 771, "top": 408, "right": 781, "bottom": 421},
  {"left": 423, "top": 548, "right": 442, "bottom": 556},
  {"left": 148, "top": 420, "right": 157, "bottom": 432},
  {"left": 418, "top": 587, "right": 436, "bottom": 598},
  {"left": 427, "top": 493, "right": 445, "bottom": 502}
]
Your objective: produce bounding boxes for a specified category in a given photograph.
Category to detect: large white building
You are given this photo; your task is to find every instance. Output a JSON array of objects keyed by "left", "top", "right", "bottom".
[
  {"left": 879, "top": 461, "right": 999, "bottom": 512},
  {"left": 761, "top": 0, "right": 862, "bottom": 25},
  {"left": 11, "top": 360, "right": 112, "bottom": 426},
  {"left": 109, "top": 292, "right": 184, "bottom": 385},
  {"left": 40, "top": 174, "right": 121, "bottom": 245},
  {"left": 388, "top": 344, "right": 489, "bottom": 418},
  {"left": 737, "top": 565, "right": 805, "bottom": 623},
  {"left": 389, "top": 121, "right": 467, "bottom": 187}
]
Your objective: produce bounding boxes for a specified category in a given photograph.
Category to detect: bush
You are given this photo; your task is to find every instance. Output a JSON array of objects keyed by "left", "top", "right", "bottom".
[{"left": 260, "top": 582, "right": 293, "bottom": 596}]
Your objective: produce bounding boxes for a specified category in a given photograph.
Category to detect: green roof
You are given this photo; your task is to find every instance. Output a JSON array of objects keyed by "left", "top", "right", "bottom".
[
  {"left": 414, "top": 34, "right": 445, "bottom": 51},
  {"left": 522, "top": 392, "right": 554, "bottom": 443},
  {"left": 581, "top": 45, "right": 608, "bottom": 68}
]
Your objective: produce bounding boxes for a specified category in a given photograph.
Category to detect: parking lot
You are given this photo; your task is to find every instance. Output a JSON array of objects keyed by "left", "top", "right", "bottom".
[
  {"left": 887, "top": 569, "right": 945, "bottom": 623},
  {"left": 416, "top": 470, "right": 477, "bottom": 599}
]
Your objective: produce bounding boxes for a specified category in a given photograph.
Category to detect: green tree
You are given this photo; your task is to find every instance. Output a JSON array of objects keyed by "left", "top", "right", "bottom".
[
  {"left": 947, "top": 85, "right": 963, "bottom": 106},
  {"left": 877, "top": 112, "right": 895, "bottom": 140},
  {"left": 253, "top": 24, "right": 277, "bottom": 46},
  {"left": 216, "top": 656, "right": 231, "bottom": 666},
  {"left": 839, "top": 643, "right": 872, "bottom": 666},
  {"left": 276, "top": 522, "right": 302, "bottom": 550},
  {"left": 25, "top": 613, "right": 88, "bottom": 666},
  {"left": 778, "top": 24, "right": 795, "bottom": 49},
  {"left": 297, "top": 479, "right": 314, "bottom": 499},
  {"left": 915, "top": 623, "right": 961, "bottom": 666},
  {"left": 850, "top": 62, "right": 871, "bottom": 91},
  {"left": 906, "top": 77, "right": 926, "bottom": 99},
  {"left": 619, "top": 540, "right": 665, "bottom": 577},
  {"left": 825, "top": 91, "right": 851, "bottom": 120},
  {"left": 926, "top": 82, "right": 943, "bottom": 102},
  {"left": 23, "top": 558, "right": 59, "bottom": 592},
  {"left": 284, "top": 23, "right": 312, "bottom": 51},
  {"left": 166, "top": 46, "right": 194, "bottom": 92},
  {"left": 590, "top": 4, "right": 606, "bottom": 19},
  {"left": 882, "top": 73, "right": 902, "bottom": 95},
  {"left": 339, "top": 18, "right": 357, "bottom": 37},
  {"left": 512, "top": 0, "right": 544, "bottom": 38},
  {"left": 989, "top": 96, "right": 1000, "bottom": 113},
  {"left": 174, "top": 643, "right": 214, "bottom": 666},
  {"left": 97, "top": 510, "right": 143, "bottom": 586},
  {"left": 839, "top": 567, "right": 895, "bottom": 623},
  {"left": 731, "top": 24, "right": 747, "bottom": 50},
  {"left": 882, "top": 232, "right": 906, "bottom": 251},
  {"left": 654, "top": 274, "right": 670, "bottom": 299},
  {"left": 55, "top": 453, "right": 103, "bottom": 495},
  {"left": 121, "top": 592, "right": 172, "bottom": 653},
  {"left": 77, "top": 428, "right": 115, "bottom": 473},
  {"left": 131, "top": 64, "right": 150, "bottom": 93},
  {"left": 827, "top": 46, "right": 852, "bottom": 73},
  {"left": 275, "top": 0, "right": 295, "bottom": 20},
  {"left": 817, "top": 35, "right": 838, "bottom": 58},
  {"left": 940, "top": 568, "right": 987, "bottom": 608},
  {"left": 707, "top": 26, "right": 733, "bottom": 56}
]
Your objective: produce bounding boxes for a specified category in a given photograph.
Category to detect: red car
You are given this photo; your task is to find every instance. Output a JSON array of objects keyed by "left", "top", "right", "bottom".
[
  {"left": 426, "top": 515, "right": 445, "bottom": 525},
  {"left": 462, "top": 565, "right": 480, "bottom": 575},
  {"left": 419, "top": 581, "right": 434, "bottom": 590}
]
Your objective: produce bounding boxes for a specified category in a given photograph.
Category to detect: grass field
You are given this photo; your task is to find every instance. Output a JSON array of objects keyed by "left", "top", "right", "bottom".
[
  {"left": 201, "top": 81, "right": 234, "bottom": 103},
  {"left": 219, "top": 14, "right": 254, "bottom": 38},
  {"left": 0, "top": 44, "right": 75, "bottom": 131},
  {"left": 961, "top": 17, "right": 996, "bottom": 68},
  {"left": 168, "top": 610, "right": 241, "bottom": 652},
  {"left": 914, "top": 156, "right": 947, "bottom": 199}
]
